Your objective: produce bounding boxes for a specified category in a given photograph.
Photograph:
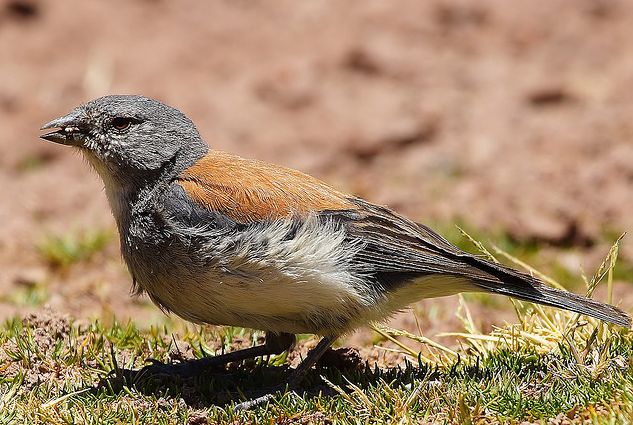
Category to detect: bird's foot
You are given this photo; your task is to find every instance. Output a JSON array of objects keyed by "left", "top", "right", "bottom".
[{"left": 136, "top": 357, "right": 224, "bottom": 381}]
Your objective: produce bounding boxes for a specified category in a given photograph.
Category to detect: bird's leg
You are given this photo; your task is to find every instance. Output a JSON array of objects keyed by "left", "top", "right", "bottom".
[
  {"left": 288, "top": 336, "right": 335, "bottom": 386},
  {"left": 234, "top": 336, "right": 336, "bottom": 411},
  {"left": 141, "top": 332, "right": 296, "bottom": 378}
]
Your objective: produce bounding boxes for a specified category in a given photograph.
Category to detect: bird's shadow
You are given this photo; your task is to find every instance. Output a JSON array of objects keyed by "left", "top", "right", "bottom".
[{"left": 85, "top": 349, "right": 442, "bottom": 409}]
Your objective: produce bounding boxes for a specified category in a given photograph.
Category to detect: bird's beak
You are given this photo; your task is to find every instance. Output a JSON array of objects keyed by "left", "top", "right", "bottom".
[{"left": 40, "top": 110, "right": 87, "bottom": 146}]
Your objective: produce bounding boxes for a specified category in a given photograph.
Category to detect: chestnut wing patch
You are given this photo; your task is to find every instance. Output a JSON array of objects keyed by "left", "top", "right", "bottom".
[{"left": 177, "top": 151, "right": 356, "bottom": 223}]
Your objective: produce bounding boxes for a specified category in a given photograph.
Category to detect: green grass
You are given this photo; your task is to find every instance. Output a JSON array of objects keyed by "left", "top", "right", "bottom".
[
  {"left": 37, "top": 230, "right": 112, "bottom": 270},
  {"left": 2, "top": 281, "right": 48, "bottom": 307},
  {"left": 0, "top": 315, "right": 631, "bottom": 424}
]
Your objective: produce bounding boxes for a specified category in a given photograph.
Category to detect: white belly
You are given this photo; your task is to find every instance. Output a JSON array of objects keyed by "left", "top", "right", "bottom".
[{"left": 141, "top": 215, "right": 378, "bottom": 336}]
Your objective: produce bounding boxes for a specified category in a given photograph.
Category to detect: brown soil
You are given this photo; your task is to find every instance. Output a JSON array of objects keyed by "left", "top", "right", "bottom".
[{"left": 1, "top": 0, "right": 632, "bottom": 351}]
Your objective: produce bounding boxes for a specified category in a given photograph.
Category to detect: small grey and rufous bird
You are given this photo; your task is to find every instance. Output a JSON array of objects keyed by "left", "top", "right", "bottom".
[{"left": 40, "top": 95, "right": 631, "bottom": 386}]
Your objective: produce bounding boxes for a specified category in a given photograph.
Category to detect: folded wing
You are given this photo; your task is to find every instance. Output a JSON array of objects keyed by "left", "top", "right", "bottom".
[{"left": 337, "top": 198, "right": 631, "bottom": 328}]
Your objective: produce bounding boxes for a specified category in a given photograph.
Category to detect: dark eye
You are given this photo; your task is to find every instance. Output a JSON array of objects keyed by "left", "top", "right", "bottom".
[{"left": 111, "top": 117, "right": 134, "bottom": 132}]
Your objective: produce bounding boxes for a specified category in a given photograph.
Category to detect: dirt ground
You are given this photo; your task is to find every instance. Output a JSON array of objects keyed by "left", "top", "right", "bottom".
[{"left": 1, "top": 0, "right": 632, "bottom": 350}]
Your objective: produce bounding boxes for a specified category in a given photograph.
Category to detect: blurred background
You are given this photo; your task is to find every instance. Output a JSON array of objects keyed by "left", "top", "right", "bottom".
[{"left": 1, "top": 0, "right": 632, "bottom": 348}]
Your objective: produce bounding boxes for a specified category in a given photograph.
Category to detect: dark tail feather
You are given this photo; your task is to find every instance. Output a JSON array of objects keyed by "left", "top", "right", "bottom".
[
  {"left": 480, "top": 279, "right": 631, "bottom": 328},
  {"left": 466, "top": 257, "right": 631, "bottom": 328}
]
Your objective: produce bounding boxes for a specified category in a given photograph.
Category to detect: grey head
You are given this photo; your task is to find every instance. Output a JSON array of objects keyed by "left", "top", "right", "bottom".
[{"left": 40, "top": 95, "right": 208, "bottom": 188}]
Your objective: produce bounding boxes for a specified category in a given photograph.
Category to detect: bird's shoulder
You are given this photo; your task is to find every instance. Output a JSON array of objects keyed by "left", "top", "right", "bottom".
[{"left": 175, "top": 151, "right": 357, "bottom": 223}]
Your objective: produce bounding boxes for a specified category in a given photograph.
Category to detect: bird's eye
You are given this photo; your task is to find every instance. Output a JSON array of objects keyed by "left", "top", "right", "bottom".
[{"left": 111, "top": 117, "right": 134, "bottom": 132}]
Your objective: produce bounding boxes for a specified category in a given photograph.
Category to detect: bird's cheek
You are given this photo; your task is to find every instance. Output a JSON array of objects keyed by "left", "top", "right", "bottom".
[{"left": 80, "top": 134, "right": 106, "bottom": 153}]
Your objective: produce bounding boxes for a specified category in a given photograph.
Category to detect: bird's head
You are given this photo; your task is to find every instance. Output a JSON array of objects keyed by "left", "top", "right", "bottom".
[{"left": 40, "top": 95, "right": 208, "bottom": 187}]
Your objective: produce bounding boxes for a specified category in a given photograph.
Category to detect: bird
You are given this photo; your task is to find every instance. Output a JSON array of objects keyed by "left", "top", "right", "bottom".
[{"left": 40, "top": 94, "right": 630, "bottom": 401}]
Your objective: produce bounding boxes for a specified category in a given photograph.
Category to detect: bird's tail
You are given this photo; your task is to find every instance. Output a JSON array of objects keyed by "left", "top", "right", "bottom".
[{"left": 465, "top": 256, "right": 631, "bottom": 328}]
